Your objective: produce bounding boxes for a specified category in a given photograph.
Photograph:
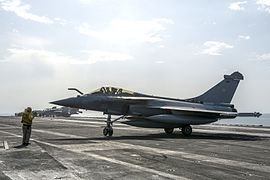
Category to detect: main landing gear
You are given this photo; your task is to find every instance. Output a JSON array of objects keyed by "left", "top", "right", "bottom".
[
  {"left": 103, "top": 114, "right": 124, "bottom": 137},
  {"left": 181, "top": 125, "right": 192, "bottom": 136},
  {"left": 164, "top": 128, "right": 174, "bottom": 134},
  {"left": 163, "top": 125, "right": 193, "bottom": 136}
]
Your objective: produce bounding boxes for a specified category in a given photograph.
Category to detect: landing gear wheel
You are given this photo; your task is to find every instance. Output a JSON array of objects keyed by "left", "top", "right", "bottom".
[
  {"left": 164, "top": 128, "right": 174, "bottom": 134},
  {"left": 181, "top": 125, "right": 192, "bottom": 136},
  {"left": 103, "top": 127, "right": 109, "bottom": 136},
  {"left": 103, "top": 126, "right": 113, "bottom": 137},
  {"left": 108, "top": 127, "right": 113, "bottom": 136}
]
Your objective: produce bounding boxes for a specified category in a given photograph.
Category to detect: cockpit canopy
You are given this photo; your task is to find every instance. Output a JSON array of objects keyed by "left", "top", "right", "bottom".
[{"left": 89, "top": 86, "right": 136, "bottom": 96}]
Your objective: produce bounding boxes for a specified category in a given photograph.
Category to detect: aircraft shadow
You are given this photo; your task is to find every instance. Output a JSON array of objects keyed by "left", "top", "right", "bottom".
[{"left": 47, "top": 132, "right": 264, "bottom": 142}]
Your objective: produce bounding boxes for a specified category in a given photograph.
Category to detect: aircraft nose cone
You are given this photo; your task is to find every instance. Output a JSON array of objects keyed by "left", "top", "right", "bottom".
[{"left": 50, "top": 98, "right": 77, "bottom": 107}]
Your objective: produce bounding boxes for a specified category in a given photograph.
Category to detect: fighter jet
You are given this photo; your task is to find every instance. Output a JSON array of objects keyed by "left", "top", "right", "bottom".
[
  {"left": 51, "top": 72, "right": 261, "bottom": 136},
  {"left": 15, "top": 107, "right": 82, "bottom": 117},
  {"left": 37, "top": 106, "right": 82, "bottom": 117}
]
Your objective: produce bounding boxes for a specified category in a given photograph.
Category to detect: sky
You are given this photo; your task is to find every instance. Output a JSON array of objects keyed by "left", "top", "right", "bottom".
[{"left": 0, "top": 0, "right": 270, "bottom": 114}]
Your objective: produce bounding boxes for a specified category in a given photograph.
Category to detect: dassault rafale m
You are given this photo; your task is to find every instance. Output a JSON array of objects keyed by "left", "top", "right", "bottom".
[
  {"left": 35, "top": 106, "right": 82, "bottom": 117},
  {"left": 51, "top": 72, "right": 261, "bottom": 137},
  {"left": 15, "top": 106, "right": 82, "bottom": 117}
]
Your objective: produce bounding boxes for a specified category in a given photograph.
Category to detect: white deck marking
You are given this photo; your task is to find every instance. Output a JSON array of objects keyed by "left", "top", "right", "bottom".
[
  {"left": 205, "top": 124, "right": 270, "bottom": 132},
  {"left": 33, "top": 129, "right": 84, "bottom": 139},
  {"left": 0, "top": 127, "right": 19, "bottom": 130},
  {"left": 3, "top": 170, "right": 80, "bottom": 180},
  {"left": 195, "top": 129, "right": 270, "bottom": 138},
  {"left": 1, "top": 126, "right": 270, "bottom": 174}
]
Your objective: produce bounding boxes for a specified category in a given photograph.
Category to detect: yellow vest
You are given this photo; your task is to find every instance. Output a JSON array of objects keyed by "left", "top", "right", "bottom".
[{"left": 21, "top": 112, "right": 34, "bottom": 125}]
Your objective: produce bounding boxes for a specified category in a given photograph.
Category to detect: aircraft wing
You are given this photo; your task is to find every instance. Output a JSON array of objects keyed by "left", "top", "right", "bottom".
[
  {"left": 115, "top": 97, "right": 237, "bottom": 117},
  {"left": 149, "top": 106, "right": 237, "bottom": 117}
]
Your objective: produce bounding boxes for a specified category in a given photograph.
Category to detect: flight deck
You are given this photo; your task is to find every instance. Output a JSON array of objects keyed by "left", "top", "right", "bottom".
[{"left": 0, "top": 116, "right": 270, "bottom": 180}]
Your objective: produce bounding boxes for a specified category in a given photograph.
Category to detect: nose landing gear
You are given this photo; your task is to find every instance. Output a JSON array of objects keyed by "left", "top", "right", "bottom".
[
  {"left": 102, "top": 114, "right": 124, "bottom": 137},
  {"left": 103, "top": 114, "right": 113, "bottom": 137},
  {"left": 103, "top": 126, "right": 113, "bottom": 136}
]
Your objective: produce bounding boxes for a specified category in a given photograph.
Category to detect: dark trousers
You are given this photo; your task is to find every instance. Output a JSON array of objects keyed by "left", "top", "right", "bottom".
[{"left": 22, "top": 124, "right": 32, "bottom": 144}]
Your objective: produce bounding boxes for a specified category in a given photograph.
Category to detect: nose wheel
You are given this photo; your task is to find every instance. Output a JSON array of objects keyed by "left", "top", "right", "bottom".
[
  {"left": 102, "top": 114, "right": 125, "bottom": 137},
  {"left": 103, "top": 114, "right": 113, "bottom": 137},
  {"left": 103, "top": 126, "right": 113, "bottom": 136}
]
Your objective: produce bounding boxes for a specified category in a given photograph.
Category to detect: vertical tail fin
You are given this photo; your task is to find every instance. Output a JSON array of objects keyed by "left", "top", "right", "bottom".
[{"left": 187, "top": 72, "right": 244, "bottom": 104}]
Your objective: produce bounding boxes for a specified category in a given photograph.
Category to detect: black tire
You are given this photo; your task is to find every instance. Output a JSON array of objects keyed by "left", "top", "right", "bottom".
[
  {"left": 108, "top": 127, "right": 113, "bottom": 136},
  {"left": 181, "top": 125, "right": 192, "bottom": 136},
  {"left": 103, "top": 127, "right": 109, "bottom": 136},
  {"left": 164, "top": 128, "right": 174, "bottom": 134}
]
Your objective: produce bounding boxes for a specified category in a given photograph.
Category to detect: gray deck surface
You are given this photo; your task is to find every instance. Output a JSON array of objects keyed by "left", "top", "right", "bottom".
[{"left": 0, "top": 116, "right": 269, "bottom": 180}]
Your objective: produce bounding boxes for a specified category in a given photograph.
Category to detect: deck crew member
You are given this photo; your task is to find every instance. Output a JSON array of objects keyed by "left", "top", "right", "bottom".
[{"left": 21, "top": 107, "right": 34, "bottom": 146}]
